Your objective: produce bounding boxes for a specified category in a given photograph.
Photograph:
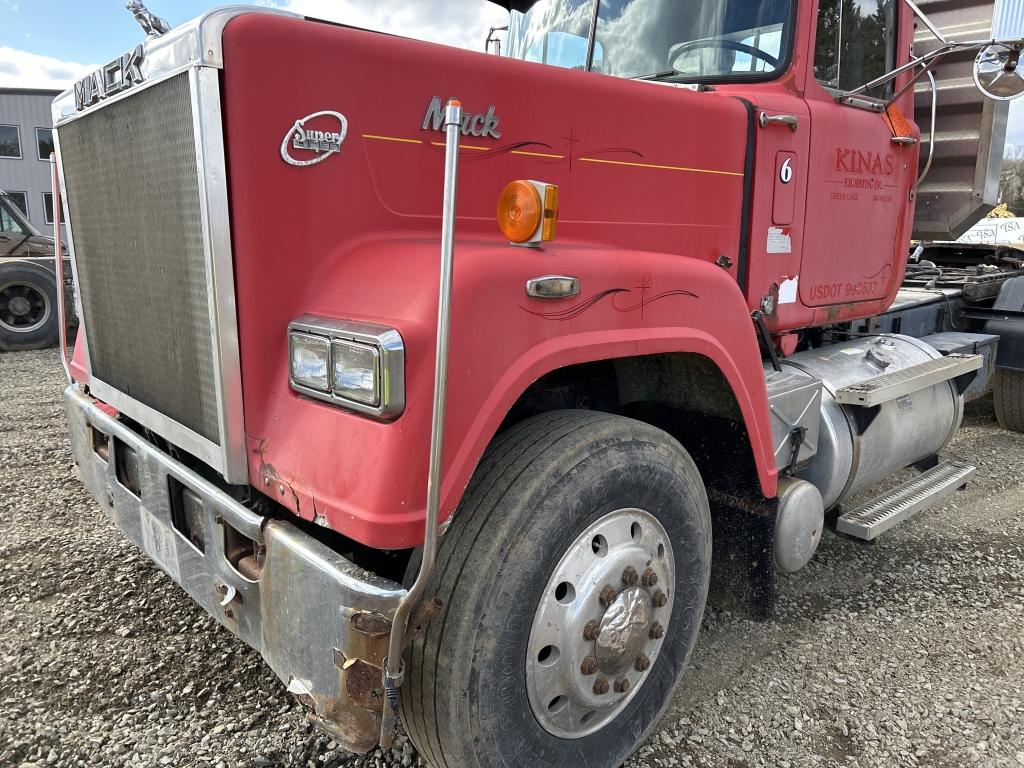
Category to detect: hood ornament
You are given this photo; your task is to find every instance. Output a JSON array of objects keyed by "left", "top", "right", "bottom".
[{"left": 126, "top": 0, "right": 171, "bottom": 38}]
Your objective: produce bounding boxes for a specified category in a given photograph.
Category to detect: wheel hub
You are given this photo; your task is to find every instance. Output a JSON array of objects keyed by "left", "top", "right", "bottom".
[
  {"left": 0, "top": 282, "right": 50, "bottom": 333},
  {"left": 595, "top": 587, "right": 651, "bottom": 674},
  {"left": 526, "top": 508, "right": 675, "bottom": 739},
  {"left": 9, "top": 296, "right": 30, "bottom": 317}
]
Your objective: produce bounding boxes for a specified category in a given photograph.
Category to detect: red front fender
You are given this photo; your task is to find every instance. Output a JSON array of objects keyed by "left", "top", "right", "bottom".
[{"left": 241, "top": 239, "right": 777, "bottom": 549}]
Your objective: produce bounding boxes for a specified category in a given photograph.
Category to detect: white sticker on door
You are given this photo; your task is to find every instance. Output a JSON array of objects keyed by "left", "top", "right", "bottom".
[
  {"left": 140, "top": 506, "right": 182, "bottom": 583},
  {"left": 778, "top": 276, "right": 799, "bottom": 304},
  {"left": 767, "top": 226, "right": 792, "bottom": 254}
]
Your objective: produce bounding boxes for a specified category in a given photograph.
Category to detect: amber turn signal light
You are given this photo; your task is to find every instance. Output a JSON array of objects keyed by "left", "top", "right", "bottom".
[{"left": 497, "top": 179, "right": 559, "bottom": 246}]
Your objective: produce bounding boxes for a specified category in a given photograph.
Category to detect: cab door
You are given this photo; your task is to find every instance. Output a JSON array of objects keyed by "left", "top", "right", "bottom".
[
  {"left": 743, "top": 89, "right": 811, "bottom": 330},
  {"left": 799, "top": 0, "right": 917, "bottom": 309}
]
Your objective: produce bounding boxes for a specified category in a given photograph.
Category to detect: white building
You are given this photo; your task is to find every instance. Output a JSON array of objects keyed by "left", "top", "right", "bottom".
[{"left": 0, "top": 87, "right": 66, "bottom": 238}]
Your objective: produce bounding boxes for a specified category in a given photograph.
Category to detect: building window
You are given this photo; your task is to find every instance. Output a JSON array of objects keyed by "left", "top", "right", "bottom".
[
  {"left": 42, "top": 192, "right": 65, "bottom": 225},
  {"left": 36, "top": 128, "right": 54, "bottom": 161},
  {"left": 0, "top": 124, "right": 21, "bottom": 159},
  {"left": 6, "top": 191, "right": 29, "bottom": 217}
]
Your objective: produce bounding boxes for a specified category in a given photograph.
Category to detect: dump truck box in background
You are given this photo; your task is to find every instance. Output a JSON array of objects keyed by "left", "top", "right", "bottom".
[{"left": 913, "top": 0, "right": 1013, "bottom": 240}]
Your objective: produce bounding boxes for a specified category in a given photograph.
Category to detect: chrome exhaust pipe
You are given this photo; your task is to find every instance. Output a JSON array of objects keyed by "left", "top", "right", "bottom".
[{"left": 380, "top": 98, "right": 462, "bottom": 748}]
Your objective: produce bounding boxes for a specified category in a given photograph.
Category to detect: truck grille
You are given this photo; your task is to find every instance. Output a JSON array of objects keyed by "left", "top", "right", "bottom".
[{"left": 58, "top": 72, "right": 221, "bottom": 444}]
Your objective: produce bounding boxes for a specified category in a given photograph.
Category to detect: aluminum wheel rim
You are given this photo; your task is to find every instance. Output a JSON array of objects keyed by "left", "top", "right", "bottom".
[
  {"left": 0, "top": 281, "right": 51, "bottom": 334},
  {"left": 526, "top": 507, "right": 675, "bottom": 739}
]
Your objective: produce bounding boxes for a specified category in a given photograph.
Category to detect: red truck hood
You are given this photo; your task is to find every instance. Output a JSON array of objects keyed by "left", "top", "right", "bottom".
[{"left": 220, "top": 13, "right": 752, "bottom": 546}]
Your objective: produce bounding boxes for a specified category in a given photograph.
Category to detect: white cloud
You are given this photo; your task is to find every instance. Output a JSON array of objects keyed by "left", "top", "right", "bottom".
[
  {"left": 0, "top": 46, "right": 96, "bottom": 90},
  {"left": 266, "top": 0, "right": 510, "bottom": 52}
]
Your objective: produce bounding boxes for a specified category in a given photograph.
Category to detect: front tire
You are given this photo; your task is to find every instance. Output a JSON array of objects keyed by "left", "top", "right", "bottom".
[{"left": 402, "top": 410, "right": 711, "bottom": 768}]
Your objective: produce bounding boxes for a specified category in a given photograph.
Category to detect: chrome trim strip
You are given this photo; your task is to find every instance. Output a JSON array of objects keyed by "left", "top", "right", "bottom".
[
  {"left": 288, "top": 315, "right": 406, "bottom": 420},
  {"left": 51, "top": 122, "right": 92, "bottom": 377},
  {"left": 192, "top": 66, "right": 248, "bottom": 482},
  {"left": 52, "top": 5, "right": 299, "bottom": 126},
  {"left": 87, "top": 378, "right": 227, "bottom": 470},
  {"left": 49, "top": 155, "right": 71, "bottom": 383}
]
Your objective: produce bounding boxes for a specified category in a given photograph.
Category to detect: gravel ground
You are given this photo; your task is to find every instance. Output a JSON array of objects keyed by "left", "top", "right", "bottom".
[{"left": 1, "top": 347, "right": 1022, "bottom": 768}]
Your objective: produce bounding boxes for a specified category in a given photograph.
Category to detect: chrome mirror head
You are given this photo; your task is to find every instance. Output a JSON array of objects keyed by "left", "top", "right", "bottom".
[{"left": 974, "top": 44, "right": 1024, "bottom": 101}]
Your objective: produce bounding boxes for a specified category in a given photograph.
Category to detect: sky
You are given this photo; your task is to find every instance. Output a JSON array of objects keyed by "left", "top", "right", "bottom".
[
  {"left": 0, "top": 0, "right": 509, "bottom": 90},
  {"left": 1, "top": 0, "right": 1023, "bottom": 148}
]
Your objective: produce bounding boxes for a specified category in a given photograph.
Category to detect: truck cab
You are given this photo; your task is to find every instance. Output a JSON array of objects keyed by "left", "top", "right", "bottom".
[
  {"left": 0, "top": 190, "right": 59, "bottom": 258},
  {"left": 505, "top": 0, "right": 923, "bottom": 336},
  {"left": 52, "top": 1, "right": 1023, "bottom": 766}
]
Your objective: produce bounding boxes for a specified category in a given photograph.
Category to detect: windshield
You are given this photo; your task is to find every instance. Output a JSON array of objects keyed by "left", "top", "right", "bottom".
[
  {"left": 507, "top": 0, "right": 794, "bottom": 81},
  {"left": 0, "top": 198, "right": 28, "bottom": 236}
]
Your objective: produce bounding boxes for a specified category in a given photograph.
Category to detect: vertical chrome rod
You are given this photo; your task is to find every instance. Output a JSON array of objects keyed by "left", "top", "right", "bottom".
[
  {"left": 913, "top": 70, "right": 938, "bottom": 193},
  {"left": 51, "top": 153, "right": 71, "bottom": 384},
  {"left": 381, "top": 98, "right": 462, "bottom": 745}
]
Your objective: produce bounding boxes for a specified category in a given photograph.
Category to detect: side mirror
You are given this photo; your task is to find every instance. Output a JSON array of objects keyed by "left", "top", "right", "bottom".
[{"left": 974, "top": 43, "right": 1024, "bottom": 101}]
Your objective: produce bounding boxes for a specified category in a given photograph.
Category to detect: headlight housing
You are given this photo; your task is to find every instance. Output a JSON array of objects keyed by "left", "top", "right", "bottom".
[{"left": 288, "top": 315, "right": 405, "bottom": 419}]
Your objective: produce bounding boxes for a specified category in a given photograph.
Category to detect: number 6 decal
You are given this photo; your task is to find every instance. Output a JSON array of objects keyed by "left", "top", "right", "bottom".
[{"left": 780, "top": 157, "right": 794, "bottom": 184}]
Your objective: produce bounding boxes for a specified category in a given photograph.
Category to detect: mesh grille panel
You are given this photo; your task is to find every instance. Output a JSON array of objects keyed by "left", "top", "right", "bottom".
[{"left": 58, "top": 73, "right": 220, "bottom": 444}]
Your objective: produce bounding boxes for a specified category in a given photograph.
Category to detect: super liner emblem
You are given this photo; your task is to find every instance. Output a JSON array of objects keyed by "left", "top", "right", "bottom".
[{"left": 281, "top": 111, "right": 349, "bottom": 167}]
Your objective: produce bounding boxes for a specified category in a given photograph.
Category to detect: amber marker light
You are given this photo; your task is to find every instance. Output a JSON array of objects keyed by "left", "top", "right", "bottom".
[
  {"left": 542, "top": 183, "right": 559, "bottom": 242},
  {"left": 497, "top": 179, "right": 559, "bottom": 246}
]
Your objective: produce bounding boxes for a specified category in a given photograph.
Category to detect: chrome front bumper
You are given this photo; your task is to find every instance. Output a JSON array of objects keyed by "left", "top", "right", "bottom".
[{"left": 65, "top": 384, "right": 405, "bottom": 753}]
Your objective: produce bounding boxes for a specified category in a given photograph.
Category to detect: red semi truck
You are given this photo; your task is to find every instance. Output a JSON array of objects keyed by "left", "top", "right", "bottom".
[{"left": 52, "top": 1, "right": 1024, "bottom": 765}]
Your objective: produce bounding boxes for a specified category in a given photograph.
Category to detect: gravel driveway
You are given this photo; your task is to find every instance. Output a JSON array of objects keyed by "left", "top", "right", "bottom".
[{"left": 2, "top": 348, "right": 1022, "bottom": 768}]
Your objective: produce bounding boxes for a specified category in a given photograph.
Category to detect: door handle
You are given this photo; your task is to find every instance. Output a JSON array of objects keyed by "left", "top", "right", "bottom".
[{"left": 759, "top": 111, "right": 799, "bottom": 131}]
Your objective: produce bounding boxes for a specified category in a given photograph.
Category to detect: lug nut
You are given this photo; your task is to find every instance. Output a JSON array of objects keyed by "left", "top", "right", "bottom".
[
  {"left": 583, "top": 621, "right": 600, "bottom": 641},
  {"left": 593, "top": 676, "right": 610, "bottom": 695},
  {"left": 650, "top": 622, "right": 664, "bottom": 640},
  {"left": 635, "top": 654, "right": 651, "bottom": 672},
  {"left": 642, "top": 568, "right": 658, "bottom": 587},
  {"left": 615, "top": 677, "right": 631, "bottom": 694},
  {"left": 622, "top": 566, "right": 639, "bottom": 586},
  {"left": 580, "top": 656, "right": 598, "bottom": 676},
  {"left": 599, "top": 586, "right": 617, "bottom": 607},
  {"left": 652, "top": 589, "right": 668, "bottom": 608}
]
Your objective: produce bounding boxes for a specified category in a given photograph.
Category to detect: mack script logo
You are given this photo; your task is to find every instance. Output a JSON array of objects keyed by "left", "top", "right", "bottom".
[
  {"left": 74, "top": 44, "right": 144, "bottom": 111},
  {"left": 281, "top": 111, "right": 348, "bottom": 167},
  {"left": 422, "top": 96, "right": 501, "bottom": 139}
]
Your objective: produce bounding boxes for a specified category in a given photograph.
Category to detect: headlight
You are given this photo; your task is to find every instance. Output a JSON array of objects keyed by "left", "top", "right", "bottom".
[
  {"left": 287, "top": 315, "right": 405, "bottom": 419},
  {"left": 332, "top": 339, "right": 380, "bottom": 406},
  {"left": 289, "top": 332, "right": 331, "bottom": 392}
]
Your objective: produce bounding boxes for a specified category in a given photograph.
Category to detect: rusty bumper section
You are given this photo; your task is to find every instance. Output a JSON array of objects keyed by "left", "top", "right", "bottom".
[{"left": 65, "top": 384, "right": 405, "bottom": 753}]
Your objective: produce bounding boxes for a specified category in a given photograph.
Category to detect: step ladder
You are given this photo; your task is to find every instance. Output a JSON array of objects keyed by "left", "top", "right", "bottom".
[
  {"left": 836, "top": 460, "right": 975, "bottom": 541},
  {"left": 834, "top": 353, "right": 982, "bottom": 407}
]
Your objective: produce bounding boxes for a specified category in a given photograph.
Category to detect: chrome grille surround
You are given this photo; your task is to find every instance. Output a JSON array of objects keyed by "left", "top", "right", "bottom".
[
  {"left": 49, "top": 8, "right": 298, "bottom": 482},
  {"left": 58, "top": 72, "right": 221, "bottom": 444}
]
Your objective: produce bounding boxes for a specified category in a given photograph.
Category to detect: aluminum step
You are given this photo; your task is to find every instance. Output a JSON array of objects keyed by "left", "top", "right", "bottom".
[
  {"left": 836, "top": 460, "right": 975, "bottom": 541},
  {"left": 834, "top": 353, "right": 982, "bottom": 407}
]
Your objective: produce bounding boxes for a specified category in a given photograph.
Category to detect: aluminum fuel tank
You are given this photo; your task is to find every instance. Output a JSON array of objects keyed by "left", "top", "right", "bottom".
[{"left": 781, "top": 335, "right": 963, "bottom": 509}]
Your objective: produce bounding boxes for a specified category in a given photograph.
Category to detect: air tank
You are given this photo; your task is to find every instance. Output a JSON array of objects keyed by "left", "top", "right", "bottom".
[{"left": 781, "top": 335, "right": 963, "bottom": 509}]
